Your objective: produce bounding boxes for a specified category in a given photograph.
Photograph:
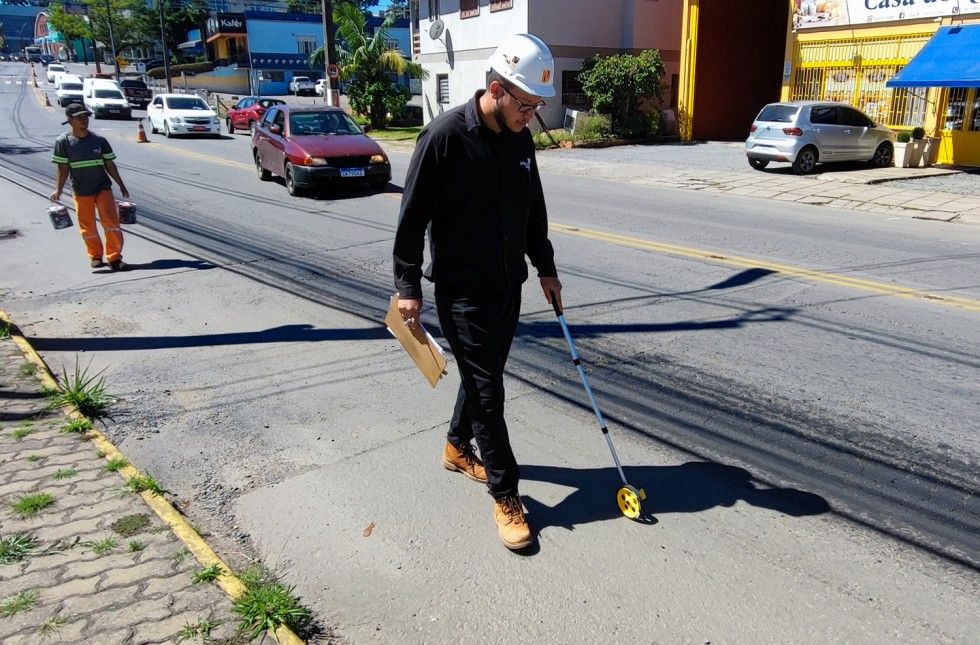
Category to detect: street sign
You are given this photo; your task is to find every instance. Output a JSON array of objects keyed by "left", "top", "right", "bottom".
[
  {"left": 116, "top": 55, "right": 129, "bottom": 68},
  {"left": 327, "top": 63, "right": 339, "bottom": 79},
  {"left": 136, "top": 62, "right": 145, "bottom": 73}
]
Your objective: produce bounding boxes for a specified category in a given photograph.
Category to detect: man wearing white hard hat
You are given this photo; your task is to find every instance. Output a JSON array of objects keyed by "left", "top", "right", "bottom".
[{"left": 393, "top": 33, "right": 562, "bottom": 550}]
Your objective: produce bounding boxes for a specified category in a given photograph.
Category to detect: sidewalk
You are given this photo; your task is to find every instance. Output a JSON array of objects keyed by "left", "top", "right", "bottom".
[{"left": 0, "top": 319, "right": 292, "bottom": 643}]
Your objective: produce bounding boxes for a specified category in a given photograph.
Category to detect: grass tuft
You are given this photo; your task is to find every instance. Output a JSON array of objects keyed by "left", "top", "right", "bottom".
[
  {"left": 85, "top": 537, "right": 117, "bottom": 556},
  {"left": 192, "top": 563, "right": 223, "bottom": 584},
  {"left": 0, "top": 534, "right": 39, "bottom": 564},
  {"left": 26, "top": 455, "right": 42, "bottom": 463},
  {"left": 126, "top": 474, "right": 164, "bottom": 495},
  {"left": 45, "top": 358, "right": 118, "bottom": 418},
  {"left": 36, "top": 613, "right": 68, "bottom": 638},
  {"left": 0, "top": 320, "right": 11, "bottom": 339},
  {"left": 175, "top": 617, "right": 222, "bottom": 643},
  {"left": 60, "top": 418, "right": 94, "bottom": 435},
  {"left": 128, "top": 540, "right": 145, "bottom": 552},
  {"left": 103, "top": 456, "right": 129, "bottom": 473},
  {"left": 12, "top": 425, "right": 36, "bottom": 440},
  {"left": 233, "top": 565, "right": 312, "bottom": 640},
  {"left": 110, "top": 513, "right": 150, "bottom": 538},
  {"left": 10, "top": 493, "right": 56, "bottom": 518},
  {"left": 170, "top": 548, "right": 190, "bottom": 564},
  {"left": 0, "top": 589, "right": 39, "bottom": 617},
  {"left": 19, "top": 362, "right": 38, "bottom": 377},
  {"left": 52, "top": 468, "right": 78, "bottom": 480}
]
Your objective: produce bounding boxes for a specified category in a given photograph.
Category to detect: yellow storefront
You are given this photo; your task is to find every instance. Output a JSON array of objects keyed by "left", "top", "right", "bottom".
[{"left": 783, "top": 0, "right": 980, "bottom": 167}]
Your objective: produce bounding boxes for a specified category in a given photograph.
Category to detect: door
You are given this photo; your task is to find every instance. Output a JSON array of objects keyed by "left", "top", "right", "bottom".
[
  {"left": 232, "top": 98, "right": 254, "bottom": 128},
  {"left": 148, "top": 97, "right": 163, "bottom": 130},
  {"left": 808, "top": 105, "right": 846, "bottom": 160},
  {"left": 268, "top": 109, "right": 288, "bottom": 173},
  {"left": 838, "top": 106, "right": 876, "bottom": 160}
]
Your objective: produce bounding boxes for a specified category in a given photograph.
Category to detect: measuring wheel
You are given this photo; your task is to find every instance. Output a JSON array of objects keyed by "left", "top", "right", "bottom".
[{"left": 617, "top": 485, "right": 647, "bottom": 520}]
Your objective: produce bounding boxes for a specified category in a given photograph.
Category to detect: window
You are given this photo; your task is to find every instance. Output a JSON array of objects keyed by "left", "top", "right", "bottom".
[
  {"left": 387, "top": 39, "right": 401, "bottom": 52},
  {"left": 562, "top": 71, "right": 588, "bottom": 110},
  {"left": 297, "top": 37, "right": 316, "bottom": 55},
  {"left": 460, "top": 0, "right": 479, "bottom": 18},
  {"left": 261, "top": 109, "right": 277, "bottom": 127},
  {"left": 437, "top": 74, "right": 449, "bottom": 104},
  {"left": 266, "top": 71, "right": 285, "bottom": 82},
  {"left": 839, "top": 107, "right": 872, "bottom": 128},
  {"left": 809, "top": 106, "right": 838, "bottom": 125},
  {"left": 490, "top": 0, "right": 512, "bottom": 11}
]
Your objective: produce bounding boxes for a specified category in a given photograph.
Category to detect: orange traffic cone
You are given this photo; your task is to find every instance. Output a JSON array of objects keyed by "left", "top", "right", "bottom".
[
  {"left": 44, "top": 93, "right": 51, "bottom": 107},
  {"left": 136, "top": 119, "right": 149, "bottom": 143}
]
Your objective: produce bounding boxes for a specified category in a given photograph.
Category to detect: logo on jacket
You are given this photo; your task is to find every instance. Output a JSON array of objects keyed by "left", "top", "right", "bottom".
[{"left": 519, "top": 157, "right": 531, "bottom": 172}]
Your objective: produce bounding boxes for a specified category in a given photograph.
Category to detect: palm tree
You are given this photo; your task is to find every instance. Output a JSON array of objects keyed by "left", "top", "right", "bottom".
[{"left": 310, "top": 2, "right": 426, "bottom": 129}]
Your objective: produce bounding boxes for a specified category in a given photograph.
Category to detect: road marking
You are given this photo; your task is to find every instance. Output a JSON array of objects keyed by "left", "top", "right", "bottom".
[
  {"left": 549, "top": 222, "right": 980, "bottom": 312},
  {"left": 104, "top": 130, "right": 252, "bottom": 169}
]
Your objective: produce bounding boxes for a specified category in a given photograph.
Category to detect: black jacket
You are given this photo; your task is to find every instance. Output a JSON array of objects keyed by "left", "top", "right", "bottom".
[{"left": 393, "top": 92, "right": 557, "bottom": 299}]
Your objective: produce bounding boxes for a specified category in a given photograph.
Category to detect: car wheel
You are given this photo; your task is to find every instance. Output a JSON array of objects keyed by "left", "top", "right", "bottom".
[
  {"left": 149, "top": 119, "right": 157, "bottom": 134},
  {"left": 792, "top": 146, "right": 818, "bottom": 175},
  {"left": 226, "top": 118, "right": 234, "bottom": 134},
  {"left": 164, "top": 122, "right": 172, "bottom": 138},
  {"left": 285, "top": 163, "right": 303, "bottom": 196},
  {"left": 748, "top": 158, "right": 769, "bottom": 170},
  {"left": 254, "top": 151, "right": 271, "bottom": 181},
  {"left": 870, "top": 142, "right": 893, "bottom": 168}
]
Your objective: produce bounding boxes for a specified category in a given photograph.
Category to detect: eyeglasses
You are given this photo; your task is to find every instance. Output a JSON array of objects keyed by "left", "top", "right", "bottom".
[{"left": 499, "top": 84, "right": 545, "bottom": 114}]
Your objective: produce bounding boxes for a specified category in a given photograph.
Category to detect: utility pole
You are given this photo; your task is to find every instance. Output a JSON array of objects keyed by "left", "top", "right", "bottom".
[
  {"left": 103, "top": 0, "right": 120, "bottom": 77},
  {"left": 158, "top": 0, "right": 172, "bottom": 92},
  {"left": 320, "top": 0, "right": 337, "bottom": 106}
]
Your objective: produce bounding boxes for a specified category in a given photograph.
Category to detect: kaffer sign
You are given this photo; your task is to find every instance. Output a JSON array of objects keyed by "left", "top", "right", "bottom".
[
  {"left": 794, "top": 0, "right": 980, "bottom": 29},
  {"left": 206, "top": 13, "right": 247, "bottom": 37}
]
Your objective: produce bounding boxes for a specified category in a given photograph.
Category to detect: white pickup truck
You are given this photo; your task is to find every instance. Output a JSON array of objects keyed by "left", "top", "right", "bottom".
[{"left": 288, "top": 75, "right": 315, "bottom": 95}]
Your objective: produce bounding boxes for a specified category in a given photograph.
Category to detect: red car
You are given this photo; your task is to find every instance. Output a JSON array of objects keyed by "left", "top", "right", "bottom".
[
  {"left": 225, "top": 97, "right": 285, "bottom": 134},
  {"left": 252, "top": 104, "right": 392, "bottom": 196}
]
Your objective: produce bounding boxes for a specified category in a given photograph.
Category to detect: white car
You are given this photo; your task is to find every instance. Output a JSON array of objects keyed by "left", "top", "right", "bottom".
[
  {"left": 288, "top": 75, "right": 315, "bottom": 95},
  {"left": 147, "top": 93, "right": 221, "bottom": 138},
  {"left": 46, "top": 63, "right": 66, "bottom": 84},
  {"left": 315, "top": 79, "right": 328, "bottom": 96},
  {"left": 55, "top": 74, "right": 84, "bottom": 107}
]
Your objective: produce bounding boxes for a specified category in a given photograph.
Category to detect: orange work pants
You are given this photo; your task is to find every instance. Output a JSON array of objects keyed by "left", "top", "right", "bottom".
[{"left": 73, "top": 190, "right": 123, "bottom": 263}]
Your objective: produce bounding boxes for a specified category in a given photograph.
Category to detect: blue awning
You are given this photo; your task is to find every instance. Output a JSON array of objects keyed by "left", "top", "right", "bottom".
[{"left": 887, "top": 26, "right": 980, "bottom": 89}]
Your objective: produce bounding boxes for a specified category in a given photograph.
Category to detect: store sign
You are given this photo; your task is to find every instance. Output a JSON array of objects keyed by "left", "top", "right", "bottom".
[
  {"left": 794, "top": 0, "right": 980, "bottom": 29},
  {"left": 206, "top": 13, "right": 247, "bottom": 36}
]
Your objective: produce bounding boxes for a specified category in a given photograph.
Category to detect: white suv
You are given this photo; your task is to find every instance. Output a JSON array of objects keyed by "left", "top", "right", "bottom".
[
  {"left": 55, "top": 74, "right": 84, "bottom": 107},
  {"left": 288, "top": 76, "right": 315, "bottom": 95}
]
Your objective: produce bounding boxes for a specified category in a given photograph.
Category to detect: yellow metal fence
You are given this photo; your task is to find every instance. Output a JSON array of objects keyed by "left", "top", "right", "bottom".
[{"left": 792, "top": 33, "right": 932, "bottom": 129}]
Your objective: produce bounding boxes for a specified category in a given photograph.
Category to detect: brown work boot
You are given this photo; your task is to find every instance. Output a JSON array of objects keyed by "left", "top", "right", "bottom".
[
  {"left": 494, "top": 495, "right": 532, "bottom": 550},
  {"left": 442, "top": 441, "right": 487, "bottom": 483}
]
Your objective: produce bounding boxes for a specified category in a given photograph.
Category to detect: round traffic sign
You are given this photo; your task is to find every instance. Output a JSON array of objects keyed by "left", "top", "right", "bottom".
[{"left": 327, "top": 64, "right": 339, "bottom": 79}]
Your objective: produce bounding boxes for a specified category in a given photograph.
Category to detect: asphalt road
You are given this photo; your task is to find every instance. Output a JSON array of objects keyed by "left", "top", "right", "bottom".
[{"left": 2, "top": 61, "right": 978, "bottom": 642}]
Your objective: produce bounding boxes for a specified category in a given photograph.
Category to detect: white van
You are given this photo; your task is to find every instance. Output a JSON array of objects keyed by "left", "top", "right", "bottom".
[
  {"left": 55, "top": 74, "right": 85, "bottom": 107},
  {"left": 82, "top": 78, "right": 131, "bottom": 119}
]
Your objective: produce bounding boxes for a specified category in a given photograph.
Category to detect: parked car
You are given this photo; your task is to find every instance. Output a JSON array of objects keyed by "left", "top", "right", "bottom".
[
  {"left": 39, "top": 54, "right": 55, "bottom": 66},
  {"left": 315, "top": 79, "right": 329, "bottom": 96},
  {"left": 118, "top": 78, "right": 152, "bottom": 108},
  {"left": 288, "top": 75, "right": 315, "bottom": 95},
  {"left": 252, "top": 104, "right": 391, "bottom": 195},
  {"left": 225, "top": 97, "right": 285, "bottom": 134},
  {"left": 46, "top": 63, "right": 66, "bottom": 83},
  {"left": 745, "top": 101, "right": 896, "bottom": 175},
  {"left": 82, "top": 78, "right": 131, "bottom": 119},
  {"left": 55, "top": 74, "right": 84, "bottom": 107},
  {"left": 147, "top": 93, "right": 221, "bottom": 137}
]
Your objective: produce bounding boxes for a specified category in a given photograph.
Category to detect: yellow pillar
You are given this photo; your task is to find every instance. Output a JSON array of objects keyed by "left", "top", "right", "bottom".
[{"left": 678, "top": 0, "right": 699, "bottom": 141}]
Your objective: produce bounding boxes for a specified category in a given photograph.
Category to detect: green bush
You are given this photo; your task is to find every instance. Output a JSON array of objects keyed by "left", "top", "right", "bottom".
[
  {"left": 575, "top": 113, "right": 612, "bottom": 141},
  {"left": 578, "top": 49, "right": 665, "bottom": 139},
  {"left": 532, "top": 129, "right": 573, "bottom": 150},
  {"left": 896, "top": 131, "right": 911, "bottom": 143},
  {"left": 911, "top": 126, "right": 926, "bottom": 140}
]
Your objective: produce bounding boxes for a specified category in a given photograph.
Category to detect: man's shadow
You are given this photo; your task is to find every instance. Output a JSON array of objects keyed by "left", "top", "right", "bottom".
[{"left": 520, "top": 462, "right": 830, "bottom": 532}]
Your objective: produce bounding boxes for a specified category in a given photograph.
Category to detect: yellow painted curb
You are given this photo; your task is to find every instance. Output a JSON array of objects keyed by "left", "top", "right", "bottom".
[
  {"left": 550, "top": 222, "right": 980, "bottom": 313},
  {"left": 0, "top": 310, "right": 305, "bottom": 645}
]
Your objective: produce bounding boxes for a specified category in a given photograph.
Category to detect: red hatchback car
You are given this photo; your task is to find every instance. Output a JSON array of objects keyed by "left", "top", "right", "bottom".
[
  {"left": 252, "top": 104, "right": 392, "bottom": 195},
  {"left": 225, "top": 97, "right": 285, "bottom": 134}
]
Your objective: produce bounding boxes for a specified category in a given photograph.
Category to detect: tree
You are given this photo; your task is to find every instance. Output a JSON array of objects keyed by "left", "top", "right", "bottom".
[
  {"left": 47, "top": 4, "right": 90, "bottom": 61},
  {"left": 386, "top": 0, "right": 410, "bottom": 19},
  {"left": 285, "top": 0, "right": 321, "bottom": 13},
  {"left": 130, "top": 0, "right": 210, "bottom": 62},
  {"left": 310, "top": 2, "right": 426, "bottom": 129},
  {"left": 578, "top": 49, "right": 666, "bottom": 138}
]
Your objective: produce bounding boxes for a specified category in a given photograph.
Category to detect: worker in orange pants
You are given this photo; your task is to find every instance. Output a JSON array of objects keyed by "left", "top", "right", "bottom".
[{"left": 50, "top": 104, "right": 131, "bottom": 271}]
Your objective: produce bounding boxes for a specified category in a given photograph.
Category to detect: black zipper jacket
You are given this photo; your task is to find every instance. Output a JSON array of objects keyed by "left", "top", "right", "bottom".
[{"left": 393, "top": 91, "right": 557, "bottom": 299}]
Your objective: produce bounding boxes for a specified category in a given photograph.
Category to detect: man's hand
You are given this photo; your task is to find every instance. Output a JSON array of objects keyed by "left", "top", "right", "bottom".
[
  {"left": 119, "top": 186, "right": 129, "bottom": 199},
  {"left": 397, "top": 297, "right": 422, "bottom": 329},
  {"left": 49, "top": 189, "right": 62, "bottom": 203},
  {"left": 540, "top": 276, "right": 563, "bottom": 313}
]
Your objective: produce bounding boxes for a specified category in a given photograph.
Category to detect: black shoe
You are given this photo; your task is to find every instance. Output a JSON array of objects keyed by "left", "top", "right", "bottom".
[
  {"left": 90, "top": 258, "right": 106, "bottom": 268},
  {"left": 108, "top": 260, "right": 130, "bottom": 271}
]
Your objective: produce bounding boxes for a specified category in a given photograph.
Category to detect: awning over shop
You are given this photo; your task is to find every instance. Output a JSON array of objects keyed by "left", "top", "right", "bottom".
[
  {"left": 887, "top": 25, "right": 980, "bottom": 88},
  {"left": 178, "top": 39, "right": 202, "bottom": 50}
]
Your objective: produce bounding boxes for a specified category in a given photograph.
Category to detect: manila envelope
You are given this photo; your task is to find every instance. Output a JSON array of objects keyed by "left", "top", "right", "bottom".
[{"left": 384, "top": 294, "right": 448, "bottom": 387}]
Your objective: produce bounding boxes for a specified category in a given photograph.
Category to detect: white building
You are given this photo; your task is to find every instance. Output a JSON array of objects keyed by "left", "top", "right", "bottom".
[{"left": 411, "top": 0, "right": 684, "bottom": 128}]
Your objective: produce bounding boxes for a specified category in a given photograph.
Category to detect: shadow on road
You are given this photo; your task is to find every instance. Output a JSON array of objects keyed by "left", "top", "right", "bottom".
[{"left": 521, "top": 461, "right": 830, "bottom": 532}]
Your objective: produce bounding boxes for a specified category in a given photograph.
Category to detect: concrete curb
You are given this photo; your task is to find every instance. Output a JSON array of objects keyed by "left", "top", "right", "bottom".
[{"left": 0, "top": 310, "right": 305, "bottom": 645}]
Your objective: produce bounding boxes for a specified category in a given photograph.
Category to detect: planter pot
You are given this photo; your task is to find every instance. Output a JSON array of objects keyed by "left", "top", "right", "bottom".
[
  {"left": 922, "top": 137, "right": 941, "bottom": 166},
  {"left": 894, "top": 142, "right": 908, "bottom": 167},
  {"left": 907, "top": 139, "right": 926, "bottom": 167}
]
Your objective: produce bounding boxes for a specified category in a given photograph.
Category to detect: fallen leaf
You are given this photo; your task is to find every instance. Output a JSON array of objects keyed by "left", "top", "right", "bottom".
[{"left": 362, "top": 522, "right": 375, "bottom": 538}]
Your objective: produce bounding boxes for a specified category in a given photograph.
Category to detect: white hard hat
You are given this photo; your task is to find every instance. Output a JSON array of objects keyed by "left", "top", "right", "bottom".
[{"left": 488, "top": 33, "right": 556, "bottom": 98}]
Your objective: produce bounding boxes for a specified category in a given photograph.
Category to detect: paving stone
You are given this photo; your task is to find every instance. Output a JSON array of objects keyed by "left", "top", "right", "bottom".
[
  {"left": 43, "top": 573, "right": 101, "bottom": 600},
  {"left": 100, "top": 559, "right": 181, "bottom": 591},
  {"left": 81, "top": 627, "right": 135, "bottom": 643},
  {"left": 0, "top": 569, "right": 57, "bottom": 597},
  {"left": 60, "top": 585, "right": 140, "bottom": 617},
  {"left": 140, "top": 572, "right": 197, "bottom": 599},
  {"left": 34, "top": 515, "right": 105, "bottom": 542},
  {"left": 130, "top": 612, "right": 204, "bottom": 644}
]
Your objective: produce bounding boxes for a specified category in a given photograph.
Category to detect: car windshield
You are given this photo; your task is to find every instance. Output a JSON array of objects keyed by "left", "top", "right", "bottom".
[
  {"left": 166, "top": 97, "right": 210, "bottom": 110},
  {"left": 120, "top": 80, "right": 146, "bottom": 88},
  {"left": 61, "top": 83, "right": 83, "bottom": 91},
  {"left": 94, "top": 89, "right": 124, "bottom": 99},
  {"left": 289, "top": 111, "right": 361, "bottom": 136},
  {"left": 257, "top": 99, "right": 285, "bottom": 108},
  {"left": 294, "top": 77, "right": 310, "bottom": 82},
  {"left": 50, "top": 65, "right": 65, "bottom": 71},
  {"left": 757, "top": 104, "right": 799, "bottom": 123}
]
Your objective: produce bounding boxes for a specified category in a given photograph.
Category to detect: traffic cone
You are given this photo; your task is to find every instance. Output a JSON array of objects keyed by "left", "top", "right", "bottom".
[
  {"left": 44, "top": 93, "right": 51, "bottom": 107},
  {"left": 33, "top": 77, "right": 38, "bottom": 88},
  {"left": 136, "top": 119, "right": 148, "bottom": 143}
]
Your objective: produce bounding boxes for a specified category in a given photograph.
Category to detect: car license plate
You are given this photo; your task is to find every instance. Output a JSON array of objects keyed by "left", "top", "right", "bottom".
[
  {"left": 340, "top": 168, "right": 365, "bottom": 178},
  {"left": 192, "top": 126, "right": 208, "bottom": 131},
  {"left": 108, "top": 109, "right": 119, "bottom": 114}
]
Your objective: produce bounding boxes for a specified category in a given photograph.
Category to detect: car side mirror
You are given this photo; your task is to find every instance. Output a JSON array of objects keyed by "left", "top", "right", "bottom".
[{"left": 270, "top": 124, "right": 282, "bottom": 135}]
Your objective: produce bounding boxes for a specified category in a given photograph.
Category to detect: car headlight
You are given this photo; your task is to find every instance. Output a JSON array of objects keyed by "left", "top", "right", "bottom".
[
  {"left": 306, "top": 157, "right": 328, "bottom": 166},
  {"left": 212, "top": 117, "right": 220, "bottom": 124},
  {"left": 369, "top": 154, "right": 387, "bottom": 164},
  {"left": 171, "top": 116, "right": 182, "bottom": 124}
]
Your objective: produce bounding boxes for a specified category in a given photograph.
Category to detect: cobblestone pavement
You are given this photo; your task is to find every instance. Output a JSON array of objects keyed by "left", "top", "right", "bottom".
[{"left": 0, "top": 336, "right": 242, "bottom": 644}]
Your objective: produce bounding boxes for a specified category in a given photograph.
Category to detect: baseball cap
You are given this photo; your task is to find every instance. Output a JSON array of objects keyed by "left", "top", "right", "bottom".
[{"left": 63, "top": 103, "right": 92, "bottom": 123}]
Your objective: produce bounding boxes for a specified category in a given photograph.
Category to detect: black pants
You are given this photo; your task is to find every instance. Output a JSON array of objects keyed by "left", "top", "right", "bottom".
[{"left": 435, "top": 284, "right": 522, "bottom": 499}]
